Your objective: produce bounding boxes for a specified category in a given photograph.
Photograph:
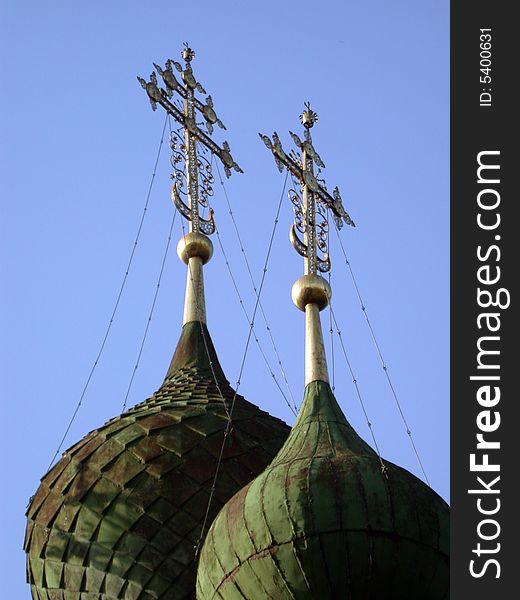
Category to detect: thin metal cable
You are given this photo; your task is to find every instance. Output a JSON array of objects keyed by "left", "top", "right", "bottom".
[
  {"left": 328, "top": 271, "right": 336, "bottom": 392},
  {"left": 215, "top": 161, "right": 298, "bottom": 411},
  {"left": 195, "top": 170, "right": 289, "bottom": 558},
  {"left": 45, "top": 115, "right": 168, "bottom": 473},
  {"left": 327, "top": 209, "right": 336, "bottom": 392},
  {"left": 332, "top": 222, "right": 429, "bottom": 485},
  {"left": 208, "top": 156, "right": 291, "bottom": 416},
  {"left": 215, "top": 226, "right": 297, "bottom": 416},
  {"left": 328, "top": 300, "right": 387, "bottom": 474},
  {"left": 121, "top": 209, "right": 177, "bottom": 412}
]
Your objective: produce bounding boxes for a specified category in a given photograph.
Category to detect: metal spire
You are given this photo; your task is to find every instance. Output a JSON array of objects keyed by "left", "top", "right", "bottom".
[
  {"left": 260, "top": 103, "right": 355, "bottom": 385},
  {"left": 138, "top": 45, "right": 243, "bottom": 324}
]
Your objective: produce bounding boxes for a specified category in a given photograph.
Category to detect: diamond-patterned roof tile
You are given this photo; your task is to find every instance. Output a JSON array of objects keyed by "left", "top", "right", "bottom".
[
  {"left": 44, "top": 560, "right": 64, "bottom": 588},
  {"left": 35, "top": 491, "right": 64, "bottom": 528},
  {"left": 65, "top": 466, "right": 99, "bottom": 503},
  {"left": 70, "top": 437, "right": 106, "bottom": 464},
  {"left": 63, "top": 538, "right": 88, "bottom": 568},
  {"left": 83, "top": 568, "right": 104, "bottom": 593}
]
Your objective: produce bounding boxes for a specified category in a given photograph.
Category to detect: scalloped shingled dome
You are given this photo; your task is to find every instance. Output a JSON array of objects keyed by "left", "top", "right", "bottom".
[
  {"left": 25, "top": 322, "right": 290, "bottom": 599},
  {"left": 197, "top": 380, "right": 449, "bottom": 599}
]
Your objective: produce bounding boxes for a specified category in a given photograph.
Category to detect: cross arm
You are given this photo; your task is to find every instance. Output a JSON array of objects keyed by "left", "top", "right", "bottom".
[
  {"left": 259, "top": 132, "right": 304, "bottom": 180},
  {"left": 259, "top": 132, "right": 355, "bottom": 228},
  {"left": 138, "top": 74, "right": 242, "bottom": 177}
]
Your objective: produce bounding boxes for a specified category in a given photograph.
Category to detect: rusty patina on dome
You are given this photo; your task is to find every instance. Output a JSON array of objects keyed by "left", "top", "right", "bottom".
[
  {"left": 24, "top": 322, "right": 290, "bottom": 599},
  {"left": 197, "top": 380, "right": 449, "bottom": 599}
]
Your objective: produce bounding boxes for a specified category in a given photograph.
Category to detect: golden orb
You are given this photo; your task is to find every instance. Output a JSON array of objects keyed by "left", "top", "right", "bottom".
[
  {"left": 291, "top": 273, "right": 331, "bottom": 311},
  {"left": 177, "top": 232, "right": 213, "bottom": 265}
]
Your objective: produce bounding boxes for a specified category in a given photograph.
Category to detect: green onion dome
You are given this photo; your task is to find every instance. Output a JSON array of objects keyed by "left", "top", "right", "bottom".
[
  {"left": 24, "top": 321, "right": 290, "bottom": 600},
  {"left": 197, "top": 380, "right": 449, "bottom": 599}
]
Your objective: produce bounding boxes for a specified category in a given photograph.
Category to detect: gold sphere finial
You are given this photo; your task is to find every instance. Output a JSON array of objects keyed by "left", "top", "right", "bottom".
[
  {"left": 177, "top": 232, "right": 213, "bottom": 265},
  {"left": 292, "top": 274, "right": 331, "bottom": 312},
  {"left": 300, "top": 101, "right": 318, "bottom": 129}
]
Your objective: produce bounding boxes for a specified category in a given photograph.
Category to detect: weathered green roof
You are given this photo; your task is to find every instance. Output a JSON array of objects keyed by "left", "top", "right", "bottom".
[
  {"left": 197, "top": 380, "right": 450, "bottom": 599},
  {"left": 25, "top": 321, "right": 290, "bottom": 600}
]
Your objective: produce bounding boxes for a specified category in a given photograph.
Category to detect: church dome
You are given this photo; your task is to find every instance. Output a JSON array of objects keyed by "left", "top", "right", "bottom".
[
  {"left": 197, "top": 104, "right": 449, "bottom": 599},
  {"left": 24, "top": 321, "right": 290, "bottom": 599},
  {"left": 197, "top": 380, "right": 449, "bottom": 599}
]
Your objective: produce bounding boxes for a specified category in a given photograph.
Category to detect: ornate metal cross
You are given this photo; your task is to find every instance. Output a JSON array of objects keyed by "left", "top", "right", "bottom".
[
  {"left": 260, "top": 103, "right": 355, "bottom": 275},
  {"left": 138, "top": 44, "right": 242, "bottom": 235}
]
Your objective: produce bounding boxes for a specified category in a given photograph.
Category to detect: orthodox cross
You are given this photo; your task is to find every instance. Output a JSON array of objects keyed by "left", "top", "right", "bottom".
[
  {"left": 260, "top": 103, "right": 355, "bottom": 275},
  {"left": 138, "top": 44, "right": 242, "bottom": 235}
]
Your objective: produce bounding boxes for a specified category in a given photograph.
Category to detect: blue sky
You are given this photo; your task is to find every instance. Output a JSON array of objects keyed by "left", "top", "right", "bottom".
[{"left": 1, "top": 1, "right": 448, "bottom": 595}]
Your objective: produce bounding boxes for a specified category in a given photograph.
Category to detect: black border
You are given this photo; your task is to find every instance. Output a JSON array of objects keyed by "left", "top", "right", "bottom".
[{"left": 451, "top": 2, "right": 517, "bottom": 596}]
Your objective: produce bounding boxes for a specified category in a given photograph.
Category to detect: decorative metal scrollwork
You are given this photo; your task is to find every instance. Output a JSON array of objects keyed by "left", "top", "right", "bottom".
[
  {"left": 288, "top": 188, "right": 330, "bottom": 273},
  {"left": 197, "top": 153, "right": 214, "bottom": 208},
  {"left": 289, "top": 189, "right": 305, "bottom": 234},
  {"left": 169, "top": 130, "right": 216, "bottom": 235},
  {"left": 169, "top": 129, "right": 188, "bottom": 197},
  {"left": 315, "top": 202, "right": 331, "bottom": 272},
  {"left": 171, "top": 183, "right": 216, "bottom": 235}
]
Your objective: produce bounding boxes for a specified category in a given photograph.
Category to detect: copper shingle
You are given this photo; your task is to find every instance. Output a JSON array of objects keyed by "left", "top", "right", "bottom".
[{"left": 25, "top": 321, "right": 290, "bottom": 599}]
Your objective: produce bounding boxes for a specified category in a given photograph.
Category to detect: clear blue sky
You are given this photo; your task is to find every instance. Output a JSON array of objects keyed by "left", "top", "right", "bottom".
[{"left": 1, "top": 1, "right": 448, "bottom": 595}]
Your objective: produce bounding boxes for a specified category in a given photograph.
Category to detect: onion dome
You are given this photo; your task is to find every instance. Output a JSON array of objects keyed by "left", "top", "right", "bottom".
[
  {"left": 24, "top": 320, "right": 289, "bottom": 599},
  {"left": 197, "top": 380, "right": 449, "bottom": 599},
  {"left": 197, "top": 105, "right": 449, "bottom": 599}
]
